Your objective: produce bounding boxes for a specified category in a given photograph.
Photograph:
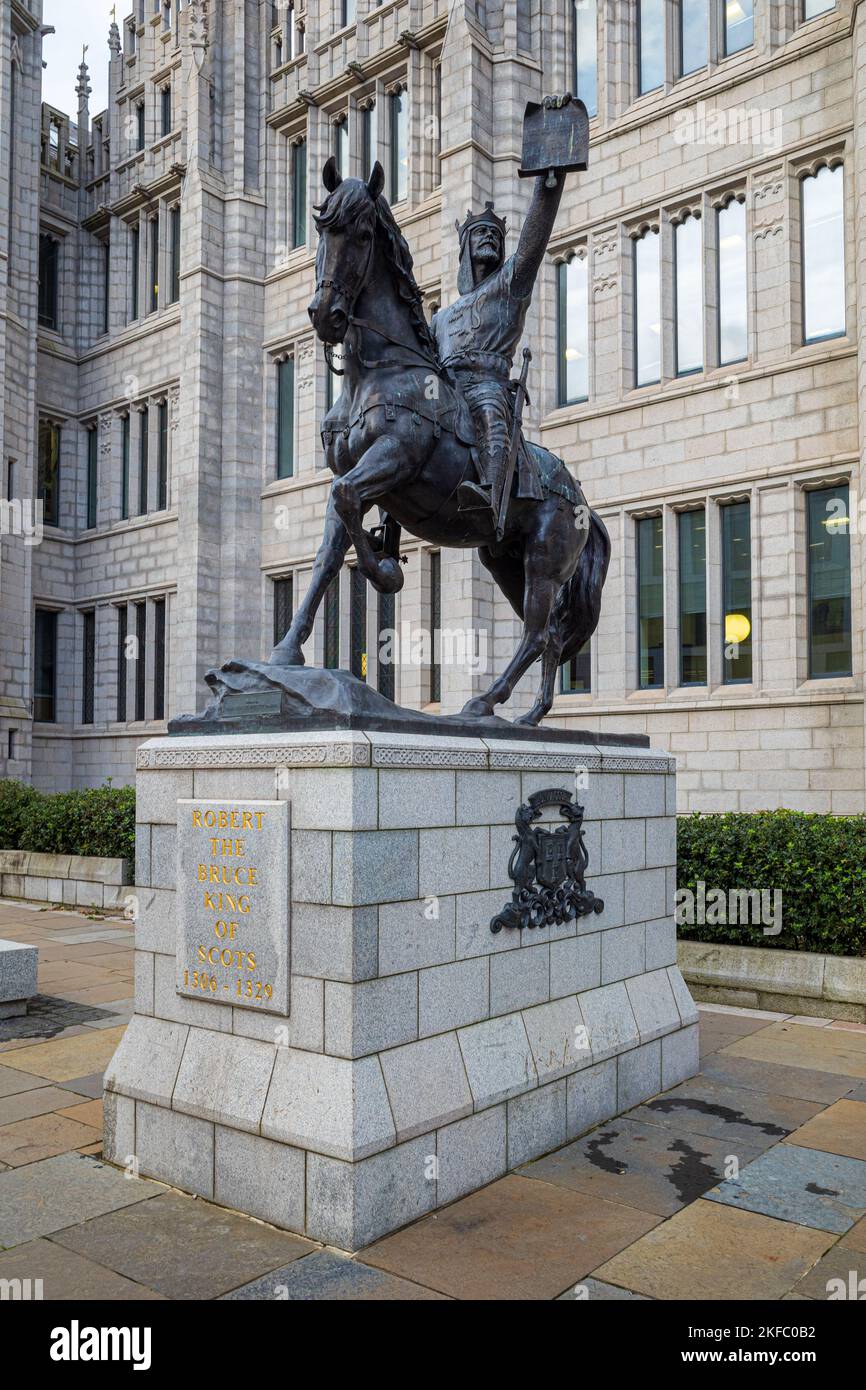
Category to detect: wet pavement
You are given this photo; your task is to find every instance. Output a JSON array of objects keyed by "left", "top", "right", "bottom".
[{"left": 0, "top": 898, "right": 865, "bottom": 1300}]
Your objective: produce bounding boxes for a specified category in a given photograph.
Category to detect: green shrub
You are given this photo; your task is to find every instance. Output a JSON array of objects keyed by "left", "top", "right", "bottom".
[
  {"left": 0, "top": 780, "right": 135, "bottom": 870},
  {"left": 0, "top": 780, "right": 40, "bottom": 850},
  {"left": 677, "top": 810, "right": 866, "bottom": 957}
]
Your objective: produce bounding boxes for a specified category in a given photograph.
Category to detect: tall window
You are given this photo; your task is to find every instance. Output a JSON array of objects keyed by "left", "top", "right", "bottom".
[
  {"left": 130, "top": 223, "right": 140, "bottom": 320},
  {"left": 169, "top": 205, "right": 181, "bottom": 303},
  {"left": 160, "top": 85, "right": 172, "bottom": 137},
  {"left": 38, "top": 421, "right": 61, "bottom": 527},
  {"left": 433, "top": 65, "right": 442, "bottom": 180},
  {"left": 721, "top": 500, "right": 752, "bottom": 683},
  {"left": 38, "top": 235, "right": 59, "bottom": 329},
  {"left": 679, "top": 0, "right": 707, "bottom": 76},
  {"left": 678, "top": 509, "right": 706, "bottom": 685},
  {"left": 277, "top": 358, "right": 294, "bottom": 479},
  {"left": 153, "top": 597, "right": 166, "bottom": 721},
  {"left": 121, "top": 414, "right": 131, "bottom": 520},
  {"left": 675, "top": 213, "right": 703, "bottom": 375},
  {"left": 102, "top": 236, "right": 111, "bottom": 335},
  {"left": 134, "top": 602, "right": 147, "bottom": 720},
  {"left": 291, "top": 138, "right": 307, "bottom": 248},
  {"left": 634, "top": 228, "right": 661, "bottom": 386},
  {"left": 639, "top": 0, "right": 665, "bottom": 94},
  {"left": 341, "top": 0, "right": 356, "bottom": 24},
  {"left": 362, "top": 103, "right": 377, "bottom": 177},
  {"left": 717, "top": 197, "right": 747, "bottom": 365},
  {"left": 725, "top": 0, "right": 754, "bottom": 53},
  {"left": 637, "top": 515, "right": 663, "bottom": 689},
  {"left": 388, "top": 89, "right": 408, "bottom": 203},
  {"left": 148, "top": 218, "right": 159, "bottom": 312},
  {"left": 86, "top": 428, "right": 98, "bottom": 529},
  {"left": 557, "top": 255, "right": 589, "bottom": 406},
  {"left": 82, "top": 610, "right": 96, "bottom": 724},
  {"left": 572, "top": 0, "right": 598, "bottom": 118},
  {"left": 334, "top": 117, "right": 349, "bottom": 177},
  {"left": 807, "top": 485, "right": 852, "bottom": 678},
  {"left": 116, "top": 606, "right": 128, "bottom": 721},
  {"left": 804, "top": 0, "right": 835, "bottom": 18},
  {"left": 157, "top": 401, "right": 168, "bottom": 510},
  {"left": 138, "top": 408, "right": 149, "bottom": 515},
  {"left": 34, "top": 610, "right": 58, "bottom": 723},
  {"left": 561, "top": 641, "right": 590, "bottom": 694},
  {"left": 350, "top": 567, "right": 367, "bottom": 681},
  {"left": 136, "top": 102, "right": 145, "bottom": 150},
  {"left": 802, "top": 165, "right": 845, "bottom": 344},
  {"left": 273, "top": 576, "right": 293, "bottom": 646},
  {"left": 429, "top": 550, "right": 441, "bottom": 702},
  {"left": 324, "top": 575, "right": 340, "bottom": 669},
  {"left": 378, "top": 590, "right": 395, "bottom": 700}
]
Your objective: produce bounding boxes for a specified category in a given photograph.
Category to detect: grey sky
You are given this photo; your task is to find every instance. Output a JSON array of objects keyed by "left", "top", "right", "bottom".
[{"left": 42, "top": 0, "right": 113, "bottom": 118}]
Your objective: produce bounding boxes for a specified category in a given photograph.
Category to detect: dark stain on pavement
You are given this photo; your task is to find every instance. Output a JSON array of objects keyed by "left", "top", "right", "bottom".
[
  {"left": 805, "top": 1182, "right": 840, "bottom": 1197},
  {"left": 665, "top": 1137, "right": 721, "bottom": 1206},
  {"left": 585, "top": 1130, "right": 628, "bottom": 1175},
  {"left": 643, "top": 1095, "right": 788, "bottom": 1137}
]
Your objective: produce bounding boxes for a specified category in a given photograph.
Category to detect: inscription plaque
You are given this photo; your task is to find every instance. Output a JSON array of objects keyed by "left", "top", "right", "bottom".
[{"left": 176, "top": 799, "right": 290, "bottom": 1015}]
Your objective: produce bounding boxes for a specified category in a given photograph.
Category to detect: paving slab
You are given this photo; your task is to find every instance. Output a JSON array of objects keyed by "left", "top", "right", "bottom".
[
  {"left": 699, "top": 1052, "right": 858, "bottom": 1105},
  {"left": 521, "top": 1116, "right": 764, "bottom": 1217},
  {"left": 790, "top": 1244, "right": 866, "bottom": 1301},
  {"left": 0, "top": 1085, "right": 80, "bottom": 1128},
  {"left": 557, "top": 1276, "right": 650, "bottom": 1300},
  {"left": 723, "top": 1021, "right": 866, "bottom": 1080},
  {"left": 0, "top": 1025, "right": 126, "bottom": 1081},
  {"left": 362, "top": 1173, "right": 660, "bottom": 1300},
  {"left": 593, "top": 1199, "right": 836, "bottom": 1301},
  {"left": 705, "top": 1142, "right": 866, "bottom": 1234},
  {"left": 56, "top": 1073, "right": 105, "bottom": 1101},
  {"left": 0, "top": 1237, "right": 165, "bottom": 1300},
  {"left": 57, "top": 1099, "right": 103, "bottom": 1134},
  {"left": 0, "top": 1065, "right": 51, "bottom": 1099},
  {"left": 626, "top": 1076, "right": 824, "bottom": 1151},
  {"left": 782, "top": 1099, "right": 866, "bottom": 1162},
  {"left": 0, "top": 1111, "right": 102, "bottom": 1167},
  {"left": 0, "top": 996, "right": 117, "bottom": 1045},
  {"left": 223, "top": 1250, "right": 448, "bottom": 1301},
  {"left": 52, "top": 1191, "right": 316, "bottom": 1300},
  {"left": 0, "top": 1153, "right": 161, "bottom": 1249}
]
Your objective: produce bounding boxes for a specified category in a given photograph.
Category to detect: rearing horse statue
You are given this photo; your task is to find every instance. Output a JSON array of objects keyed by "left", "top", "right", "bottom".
[{"left": 269, "top": 153, "right": 609, "bottom": 728}]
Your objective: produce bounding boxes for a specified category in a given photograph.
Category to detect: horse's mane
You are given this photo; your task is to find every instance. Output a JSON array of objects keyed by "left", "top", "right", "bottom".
[{"left": 314, "top": 180, "right": 440, "bottom": 366}]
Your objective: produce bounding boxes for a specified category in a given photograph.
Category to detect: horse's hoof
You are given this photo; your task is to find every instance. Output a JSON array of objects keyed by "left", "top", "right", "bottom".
[
  {"left": 376, "top": 557, "right": 405, "bottom": 594},
  {"left": 268, "top": 645, "right": 305, "bottom": 669},
  {"left": 461, "top": 697, "right": 494, "bottom": 719},
  {"left": 515, "top": 711, "right": 543, "bottom": 727}
]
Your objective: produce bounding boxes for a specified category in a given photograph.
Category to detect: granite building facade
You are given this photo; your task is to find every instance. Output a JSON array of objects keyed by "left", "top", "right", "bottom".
[{"left": 0, "top": 0, "right": 864, "bottom": 812}]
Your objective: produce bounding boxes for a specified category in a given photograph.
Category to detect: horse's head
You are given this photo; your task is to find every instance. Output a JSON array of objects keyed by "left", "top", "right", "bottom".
[{"left": 308, "top": 157, "right": 385, "bottom": 344}]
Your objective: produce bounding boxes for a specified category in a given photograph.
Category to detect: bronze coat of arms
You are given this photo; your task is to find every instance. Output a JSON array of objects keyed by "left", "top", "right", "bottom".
[{"left": 490, "top": 787, "right": 605, "bottom": 933}]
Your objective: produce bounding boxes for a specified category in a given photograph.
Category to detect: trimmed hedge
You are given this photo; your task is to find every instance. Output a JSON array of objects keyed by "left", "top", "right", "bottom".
[
  {"left": 678, "top": 810, "right": 866, "bottom": 958},
  {"left": 0, "top": 780, "right": 135, "bottom": 868}
]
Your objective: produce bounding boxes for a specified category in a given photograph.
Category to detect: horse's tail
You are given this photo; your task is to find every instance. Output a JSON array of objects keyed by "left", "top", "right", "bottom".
[{"left": 558, "top": 509, "right": 611, "bottom": 663}]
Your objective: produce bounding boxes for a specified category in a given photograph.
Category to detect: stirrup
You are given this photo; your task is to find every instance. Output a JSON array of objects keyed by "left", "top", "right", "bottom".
[{"left": 457, "top": 480, "right": 492, "bottom": 512}]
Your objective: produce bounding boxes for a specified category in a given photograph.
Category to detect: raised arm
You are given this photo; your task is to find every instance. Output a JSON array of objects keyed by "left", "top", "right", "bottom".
[
  {"left": 512, "top": 93, "right": 579, "bottom": 299},
  {"left": 512, "top": 173, "right": 567, "bottom": 299}
]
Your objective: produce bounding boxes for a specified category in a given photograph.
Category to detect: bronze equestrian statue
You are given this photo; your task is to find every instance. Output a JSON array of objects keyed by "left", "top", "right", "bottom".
[{"left": 269, "top": 94, "right": 608, "bottom": 729}]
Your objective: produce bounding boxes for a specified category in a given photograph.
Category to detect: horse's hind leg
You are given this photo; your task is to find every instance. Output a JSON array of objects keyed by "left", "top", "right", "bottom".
[
  {"left": 516, "top": 625, "right": 563, "bottom": 727},
  {"left": 462, "top": 562, "right": 557, "bottom": 719},
  {"left": 269, "top": 492, "right": 350, "bottom": 666}
]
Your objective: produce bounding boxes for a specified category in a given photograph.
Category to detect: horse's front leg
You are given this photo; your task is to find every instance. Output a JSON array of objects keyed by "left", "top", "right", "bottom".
[
  {"left": 269, "top": 492, "right": 350, "bottom": 666},
  {"left": 331, "top": 436, "right": 412, "bottom": 593}
]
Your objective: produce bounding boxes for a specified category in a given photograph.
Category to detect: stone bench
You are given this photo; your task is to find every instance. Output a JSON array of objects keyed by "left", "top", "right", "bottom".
[{"left": 0, "top": 939, "right": 38, "bottom": 1018}]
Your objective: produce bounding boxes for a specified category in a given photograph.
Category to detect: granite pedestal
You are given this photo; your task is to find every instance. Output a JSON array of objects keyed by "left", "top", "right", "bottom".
[
  {"left": 0, "top": 939, "right": 38, "bottom": 1017},
  {"left": 103, "top": 728, "right": 698, "bottom": 1251}
]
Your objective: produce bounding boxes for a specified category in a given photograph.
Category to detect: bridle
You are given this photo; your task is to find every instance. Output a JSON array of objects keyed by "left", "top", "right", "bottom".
[{"left": 315, "top": 222, "right": 440, "bottom": 375}]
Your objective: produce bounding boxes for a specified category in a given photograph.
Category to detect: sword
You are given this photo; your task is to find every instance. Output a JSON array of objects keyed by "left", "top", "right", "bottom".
[{"left": 496, "top": 346, "right": 532, "bottom": 543}]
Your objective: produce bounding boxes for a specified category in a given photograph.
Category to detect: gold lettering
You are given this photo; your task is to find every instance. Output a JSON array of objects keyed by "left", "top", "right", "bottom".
[{"left": 192, "top": 810, "right": 203, "bottom": 828}]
